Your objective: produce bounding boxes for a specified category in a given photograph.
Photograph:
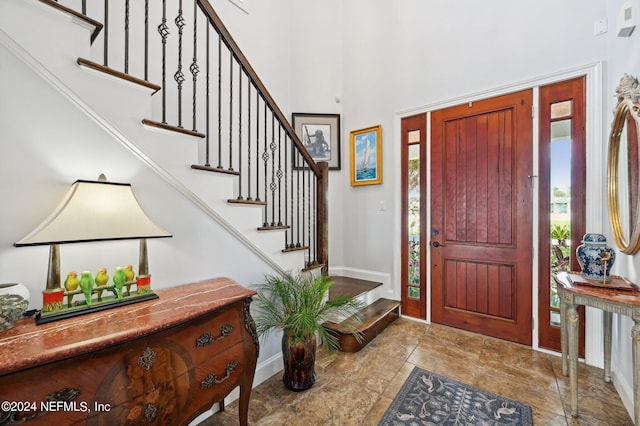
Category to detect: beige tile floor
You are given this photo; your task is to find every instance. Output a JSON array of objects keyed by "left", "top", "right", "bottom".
[{"left": 201, "top": 318, "right": 633, "bottom": 425}]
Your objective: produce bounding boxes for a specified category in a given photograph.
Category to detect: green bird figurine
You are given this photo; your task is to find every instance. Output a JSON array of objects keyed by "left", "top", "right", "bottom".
[
  {"left": 80, "top": 271, "right": 94, "bottom": 306},
  {"left": 123, "top": 264, "right": 135, "bottom": 296},
  {"left": 113, "top": 267, "right": 125, "bottom": 300},
  {"left": 64, "top": 271, "right": 79, "bottom": 307},
  {"left": 95, "top": 267, "right": 109, "bottom": 302}
]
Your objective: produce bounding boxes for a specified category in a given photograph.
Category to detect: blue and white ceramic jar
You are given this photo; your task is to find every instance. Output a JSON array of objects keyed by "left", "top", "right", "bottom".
[{"left": 576, "top": 233, "right": 616, "bottom": 282}]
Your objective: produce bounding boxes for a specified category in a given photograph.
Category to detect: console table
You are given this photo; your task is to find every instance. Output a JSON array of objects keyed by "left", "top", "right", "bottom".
[
  {"left": 0, "top": 277, "right": 258, "bottom": 425},
  {"left": 555, "top": 271, "right": 639, "bottom": 425}
]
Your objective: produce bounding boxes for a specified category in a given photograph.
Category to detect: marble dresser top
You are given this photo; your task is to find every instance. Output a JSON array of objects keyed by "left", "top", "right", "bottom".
[{"left": 0, "top": 277, "right": 255, "bottom": 376}]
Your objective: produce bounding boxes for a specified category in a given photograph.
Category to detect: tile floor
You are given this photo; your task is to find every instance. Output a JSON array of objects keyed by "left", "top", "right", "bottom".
[{"left": 201, "top": 318, "right": 633, "bottom": 425}]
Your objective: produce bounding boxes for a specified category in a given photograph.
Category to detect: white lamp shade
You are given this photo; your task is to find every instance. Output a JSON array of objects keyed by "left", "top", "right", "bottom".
[{"left": 15, "top": 179, "right": 171, "bottom": 246}]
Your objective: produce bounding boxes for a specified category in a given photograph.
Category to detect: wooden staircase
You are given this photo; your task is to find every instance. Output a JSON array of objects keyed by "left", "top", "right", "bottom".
[{"left": 326, "top": 276, "right": 400, "bottom": 353}]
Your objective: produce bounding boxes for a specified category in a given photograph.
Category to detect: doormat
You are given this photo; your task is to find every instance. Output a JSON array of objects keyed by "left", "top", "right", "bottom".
[{"left": 379, "top": 367, "right": 533, "bottom": 425}]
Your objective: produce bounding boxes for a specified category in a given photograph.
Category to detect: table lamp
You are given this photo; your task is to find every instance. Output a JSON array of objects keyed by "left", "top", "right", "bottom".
[{"left": 14, "top": 174, "right": 171, "bottom": 324}]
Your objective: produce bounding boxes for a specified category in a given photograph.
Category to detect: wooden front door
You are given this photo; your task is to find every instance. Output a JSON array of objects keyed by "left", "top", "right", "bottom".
[{"left": 430, "top": 90, "right": 534, "bottom": 345}]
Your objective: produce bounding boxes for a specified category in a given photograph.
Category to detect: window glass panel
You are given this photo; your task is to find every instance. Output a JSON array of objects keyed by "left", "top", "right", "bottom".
[
  {"left": 549, "top": 117, "right": 572, "bottom": 324},
  {"left": 408, "top": 286, "right": 420, "bottom": 299},
  {"left": 408, "top": 144, "right": 420, "bottom": 285}
]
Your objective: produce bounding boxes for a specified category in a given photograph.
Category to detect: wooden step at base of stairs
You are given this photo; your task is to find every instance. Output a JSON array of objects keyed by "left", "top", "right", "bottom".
[
  {"left": 328, "top": 276, "right": 382, "bottom": 301},
  {"left": 325, "top": 298, "right": 400, "bottom": 353}
]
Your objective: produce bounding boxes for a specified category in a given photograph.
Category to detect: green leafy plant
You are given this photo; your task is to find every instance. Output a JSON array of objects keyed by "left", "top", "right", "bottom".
[
  {"left": 253, "top": 272, "right": 364, "bottom": 352},
  {"left": 551, "top": 224, "right": 570, "bottom": 246}
]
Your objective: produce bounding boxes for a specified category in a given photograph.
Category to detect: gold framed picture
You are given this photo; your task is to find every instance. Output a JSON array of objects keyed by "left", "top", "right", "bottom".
[{"left": 350, "top": 125, "right": 382, "bottom": 186}]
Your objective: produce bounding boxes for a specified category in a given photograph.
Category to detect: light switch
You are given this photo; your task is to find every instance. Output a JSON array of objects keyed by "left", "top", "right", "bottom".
[{"left": 594, "top": 18, "right": 608, "bottom": 35}]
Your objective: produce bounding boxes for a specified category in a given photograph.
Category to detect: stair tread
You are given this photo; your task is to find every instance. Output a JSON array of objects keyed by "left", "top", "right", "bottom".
[
  {"left": 326, "top": 298, "right": 400, "bottom": 334},
  {"left": 78, "top": 58, "right": 161, "bottom": 92},
  {"left": 329, "top": 276, "right": 382, "bottom": 300}
]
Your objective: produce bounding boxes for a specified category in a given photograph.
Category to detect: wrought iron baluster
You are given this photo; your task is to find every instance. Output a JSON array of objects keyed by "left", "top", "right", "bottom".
[
  {"left": 262, "top": 104, "right": 269, "bottom": 226},
  {"left": 307, "top": 166, "right": 312, "bottom": 264},
  {"left": 174, "top": 1, "right": 185, "bottom": 128},
  {"left": 124, "top": 0, "right": 129, "bottom": 74},
  {"left": 255, "top": 92, "right": 260, "bottom": 201},
  {"left": 302, "top": 156, "right": 307, "bottom": 249},
  {"left": 217, "top": 34, "right": 222, "bottom": 169},
  {"left": 311, "top": 173, "right": 318, "bottom": 265},
  {"left": 158, "top": 0, "right": 169, "bottom": 124},
  {"left": 103, "top": 1, "right": 109, "bottom": 66},
  {"left": 204, "top": 23, "right": 210, "bottom": 167},
  {"left": 144, "top": 0, "right": 149, "bottom": 81},
  {"left": 237, "top": 65, "right": 243, "bottom": 200},
  {"left": 246, "top": 82, "right": 252, "bottom": 200},
  {"left": 277, "top": 126, "right": 283, "bottom": 226},
  {"left": 296, "top": 150, "right": 301, "bottom": 247},
  {"left": 285, "top": 134, "right": 290, "bottom": 247},
  {"left": 228, "top": 54, "right": 233, "bottom": 170},
  {"left": 270, "top": 114, "right": 277, "bottom": 226},
  {"left": 190, "top": 0, "right": 199, "bottom": 131}
]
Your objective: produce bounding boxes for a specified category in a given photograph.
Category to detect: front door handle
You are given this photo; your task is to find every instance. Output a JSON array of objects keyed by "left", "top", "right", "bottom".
[{"left": 432, "top": 241, "right": 441, "bottom": 247}]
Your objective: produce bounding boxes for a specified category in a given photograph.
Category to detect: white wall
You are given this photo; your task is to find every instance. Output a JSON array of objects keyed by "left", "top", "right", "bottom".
[{"left": 604, "top": 0, "right": 640, "bottom": 416}]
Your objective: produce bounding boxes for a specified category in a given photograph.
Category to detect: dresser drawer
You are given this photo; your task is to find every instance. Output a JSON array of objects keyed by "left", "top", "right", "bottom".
[
  {"left": 167, "top": 304, "right": 243, "bottom": 366},
  {"left": 87, "top": 341, "right": 247, "bottom": 425}
]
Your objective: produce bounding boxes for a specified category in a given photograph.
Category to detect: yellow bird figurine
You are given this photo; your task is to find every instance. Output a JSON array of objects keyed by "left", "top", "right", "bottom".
[
  {"left": 64, "top": 271, "right": 79, "bottom": 308},
  {"left": 123, "top": 264, "right": 135, "bottom": 296},
  {"left": 95, "top": 268, "right": 109, "bottom": 302}
]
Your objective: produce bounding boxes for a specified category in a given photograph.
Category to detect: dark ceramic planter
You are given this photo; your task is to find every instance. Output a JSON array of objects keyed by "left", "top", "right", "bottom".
[{"left": 281, "top": 331, "right": 317, "bottom": 391}]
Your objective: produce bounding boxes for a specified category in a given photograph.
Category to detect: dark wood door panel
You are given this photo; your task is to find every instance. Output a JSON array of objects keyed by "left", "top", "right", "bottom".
[
  {"left": 442, "top": 260, "right": 516, "bottom": 320},
  {"left": 431, "top": 89, "right": 533, "bottom": 345}
]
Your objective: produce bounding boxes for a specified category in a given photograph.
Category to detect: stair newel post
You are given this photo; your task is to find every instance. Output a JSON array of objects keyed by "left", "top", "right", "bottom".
[{"left": 317, "top": 161, "right": 329, "bottom": 273}]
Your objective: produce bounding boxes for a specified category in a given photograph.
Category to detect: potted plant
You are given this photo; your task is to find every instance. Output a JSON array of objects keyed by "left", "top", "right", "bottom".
[{"left": 253, "top": 272, "right": 364, "bottom": 391}]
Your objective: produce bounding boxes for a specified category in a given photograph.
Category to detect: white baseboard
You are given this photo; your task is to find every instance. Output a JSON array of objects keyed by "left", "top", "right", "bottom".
[{"left": 611, "top": 365, "right": 634, "bottom": 421}]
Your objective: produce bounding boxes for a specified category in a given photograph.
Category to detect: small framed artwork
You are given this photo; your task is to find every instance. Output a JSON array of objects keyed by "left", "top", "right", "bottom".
[
  {"left": 292, "top": 113, "right": 341, "bottom": 170},
  {"left": 350, "top": 125, "right": 382, "bottom": 186}
]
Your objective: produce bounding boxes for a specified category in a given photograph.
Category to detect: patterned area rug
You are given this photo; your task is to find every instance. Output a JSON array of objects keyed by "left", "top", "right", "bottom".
[{"left": 379, "top": 367, "right": 533, "bottom": 425}]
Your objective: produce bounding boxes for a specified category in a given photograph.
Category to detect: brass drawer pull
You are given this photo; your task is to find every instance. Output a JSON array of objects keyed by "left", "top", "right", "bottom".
[
  {"left": 144, "top": 403, "right": 158, "bottom": 422},
  {"left": 200, "top": 360, "right": 239, "bottom": 388},
  {"left": 196, "top": 324, "right": 234, "bottom": 347},
  {"left": 137, "top": 347, "right": 157, "bottom": 370}
]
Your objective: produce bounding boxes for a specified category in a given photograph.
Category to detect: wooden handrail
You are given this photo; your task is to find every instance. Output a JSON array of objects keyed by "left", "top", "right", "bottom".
[{"left": 196, "top": 0, "right": 321, "bottom": 178}]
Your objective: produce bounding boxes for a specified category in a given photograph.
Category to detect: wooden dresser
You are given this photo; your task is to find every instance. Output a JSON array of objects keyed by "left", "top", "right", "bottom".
[{"left": 0, "top": 277, "right": 258, "bottom": 425}]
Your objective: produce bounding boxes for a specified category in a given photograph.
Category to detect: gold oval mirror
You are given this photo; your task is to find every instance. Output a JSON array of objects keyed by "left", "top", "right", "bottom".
[{"left": 608, "top": 74, "right": 640, "bottom": 254}]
